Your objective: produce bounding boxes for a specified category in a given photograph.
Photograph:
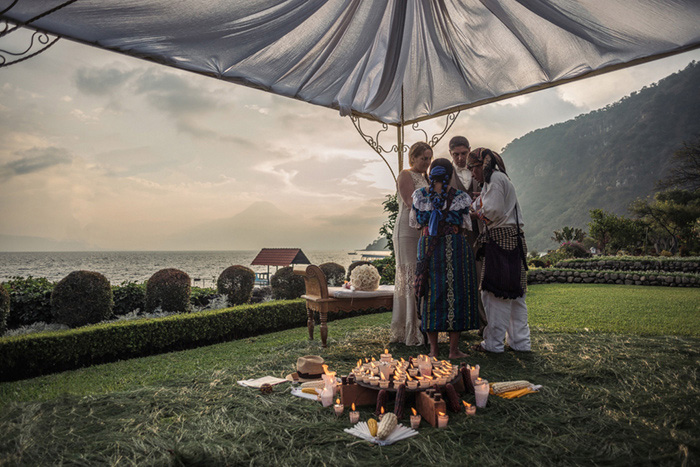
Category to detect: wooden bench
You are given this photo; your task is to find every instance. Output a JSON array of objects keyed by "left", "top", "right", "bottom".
[{"left": 293, "top": 264, "right": 394, "bottom": 347}]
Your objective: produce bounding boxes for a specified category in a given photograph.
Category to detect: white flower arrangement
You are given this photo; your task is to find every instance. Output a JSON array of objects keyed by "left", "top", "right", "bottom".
[{"left": 350, "top": 264, "right": 381, "bottom": 291}]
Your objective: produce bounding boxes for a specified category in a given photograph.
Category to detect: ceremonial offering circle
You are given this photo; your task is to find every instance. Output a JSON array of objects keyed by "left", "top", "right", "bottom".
[{"left": 354, "top": 374, "right": 461, "bottom": 393}]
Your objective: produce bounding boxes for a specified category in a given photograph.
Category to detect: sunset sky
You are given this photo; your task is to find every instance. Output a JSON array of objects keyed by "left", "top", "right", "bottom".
[{"left": 1, "top": 37, "right": 699, "bottom": 251}]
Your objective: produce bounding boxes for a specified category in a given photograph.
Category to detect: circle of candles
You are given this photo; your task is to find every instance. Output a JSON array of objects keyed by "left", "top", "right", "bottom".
[
  {"left": 463, "top": 401, "right": 476, "bottom": 415},
  {"left": 349, "top": 403, "right": 359, "bottom": 424},
  {"left": 437, "top": 412, "right": 449, "bottom": 428},
  {"left": 334, "top": 399, "right": 344, "bottom": 416}
]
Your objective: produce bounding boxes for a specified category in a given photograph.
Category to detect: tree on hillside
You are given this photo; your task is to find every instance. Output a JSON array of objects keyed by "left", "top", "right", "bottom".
[
  {"left": 656, "top": 138, "right": 700, "bottom": 192},
  {"left": 551, "top": 226, "right": 586, "bottom": 244},
  {"left": 630, "top": 189, "right": 700, "bottom": 255},
  {"left": 588, "top": 209, "right": 646, "bottom": 254}
]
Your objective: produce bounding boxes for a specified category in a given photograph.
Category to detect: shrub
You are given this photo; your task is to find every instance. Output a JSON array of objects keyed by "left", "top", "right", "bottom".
[
  {"left": 558, "top": 241, "right": 590, "bottom": 259},
  {"left": 251, "top": 286, "right": 272, "bottom": 303},
  {"left": 660, "top": 250, "right": 673, "bottom": 257},
  {"left": 270, "top": 266, "right": 305, "bottom": 300},
  {"left": 3, "top": 276, "right": 53, "bottom": 328},
  {"left": 319, "top": 262, "right": 346, "bottom": 286},
  {"left": 51, "top": 271, "right": 113, "bottom": 328},
  {"left": 0, "top": 299, "right": 307, "bottom": 381},
  {"left": 190, "top": 286, "right": 219, "bottom": 308},
  {"left": 528, "top": 258, "right": 547, "bottom": 268},
  {"left": 217, "top": 265, "right": 255, "bottom": 306},
  {"left": 112, "top": 281, "right": 146, "bottom": 316},
  {"left": 0, "top": 286, "right": 9, "bottom": 335},
  {"left": 346, "top": 261, "right": 372, "bottom": 281},
  {"left": 371, "top": 256, "right": 395, "bottom": 285},
  {"left": 146, "top": 268, "right": 191, "bottom": 314}
]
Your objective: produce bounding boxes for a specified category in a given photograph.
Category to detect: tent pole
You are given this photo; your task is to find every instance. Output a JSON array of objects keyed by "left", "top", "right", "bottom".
[{"left": 398, "top": 86, "right": 405, "bottom": 173}]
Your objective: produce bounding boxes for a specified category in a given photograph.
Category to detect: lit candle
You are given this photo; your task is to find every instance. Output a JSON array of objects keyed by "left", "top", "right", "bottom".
[
  {"left": 369, "top": 376, "right": 380, "bottom": 386},
  {"left": 334, "top": 398, "right": 344, "bottom": 416},
  {"left": 462, "top": 400, "right": 476, "bottom": 415},
  {"left": 378, "top": 406, "right": 385, "bottom": 421},
  {"left": 410, "top": 407, "right": 421, "bottom": 429},
  {"left": 381, "top": 348, "right": 392, "bottom": 363},
  {"left": 370, "top": 363, "right": 379, "bottom": 376},
  {"left": 406, "top": 375, "right": 418, "bottom": 390},
  {"left": 474, "top": 378, "right": 489, "bottom": 408},
  {"left": 349, "top": 403, "right": 359, "bottom": 423},
  {"left": 379, "top": 373, "right": 390, "bottom": 389},
  {"left": 408, "top": 367, "right": 419, "bottom": 377},
  {"left": 418, "top": 359, "right": 432, "bottom": 377},
  {"left": 437, "top": 412, "right": 449, "bottom": 428},
  {"left": 470, "top": 365, "right": 480, "bottom": 385}
]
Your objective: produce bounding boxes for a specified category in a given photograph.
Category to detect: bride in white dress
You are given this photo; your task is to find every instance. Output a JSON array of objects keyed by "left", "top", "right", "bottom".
[{"left": 390, "top": 142, "right": 432, "bottom": 345}]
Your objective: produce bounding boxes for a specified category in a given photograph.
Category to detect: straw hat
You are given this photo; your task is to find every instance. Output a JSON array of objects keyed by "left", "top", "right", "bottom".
[{"left": 285, "top": 355, "right": 326, "bottom": 382}]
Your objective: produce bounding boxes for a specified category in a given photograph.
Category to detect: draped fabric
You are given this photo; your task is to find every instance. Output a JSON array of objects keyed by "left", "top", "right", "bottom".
[{"left": 2, "top": 0, "right": 699, "bottom": 124}]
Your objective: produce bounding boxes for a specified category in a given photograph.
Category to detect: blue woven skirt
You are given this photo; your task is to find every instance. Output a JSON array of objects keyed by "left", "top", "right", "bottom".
[{"left": 417, "top": 233, "right": 479, "bottom": 332}]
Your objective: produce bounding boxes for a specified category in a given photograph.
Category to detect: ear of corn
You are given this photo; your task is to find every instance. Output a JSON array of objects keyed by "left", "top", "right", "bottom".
[
  {"left": 492, "top": 380, "right": 531, "bottom": 394},
  {"left": 301, "top": 388, "right": 319, "bottom": 395},
  {"left": 376, "top": 412, "right": 397, "bottom": 439},
  {"left": 368, "top": 418, "right": 378, "bottom": 437}
]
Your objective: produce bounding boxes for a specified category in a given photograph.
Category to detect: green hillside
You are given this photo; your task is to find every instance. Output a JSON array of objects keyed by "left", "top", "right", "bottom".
[{"left": 504, "top": 61, "right": 700, "bottom": 252}]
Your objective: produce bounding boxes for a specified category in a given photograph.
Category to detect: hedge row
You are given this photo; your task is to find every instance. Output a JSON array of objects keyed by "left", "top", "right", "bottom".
[
  {"left": 527, "top": 268, "right": 700, "bottom": 287},
  {"left": 556, "top": 256, "right": 700, "bottom": 273},
  {"left": 0, "top": 299, "right": 388, "bottom": 382}
]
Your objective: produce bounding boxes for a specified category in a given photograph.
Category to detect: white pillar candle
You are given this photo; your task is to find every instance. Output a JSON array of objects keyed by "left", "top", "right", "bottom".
[
  {"left": 437, "top": 412, "right": 449, "bottom": 428},
  {"left": 474, "top": 378, "right": 489, "bottom": 408},
  {"left": 410, "top": 414, "right": 421, "bottom": 429}
]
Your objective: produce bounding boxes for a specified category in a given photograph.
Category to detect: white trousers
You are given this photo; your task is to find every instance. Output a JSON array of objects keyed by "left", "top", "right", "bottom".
[{"left": 480, "top": 291, "right": 531, "bottom": 353}]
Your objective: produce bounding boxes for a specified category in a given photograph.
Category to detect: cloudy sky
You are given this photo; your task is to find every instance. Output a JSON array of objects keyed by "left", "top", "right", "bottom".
[{"left": 1, "top": 35, "right": 699, "bottom": 251}]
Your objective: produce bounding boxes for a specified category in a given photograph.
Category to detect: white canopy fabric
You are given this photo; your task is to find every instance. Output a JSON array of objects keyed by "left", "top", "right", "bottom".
[{"left": 2, "top": 0, "right": 700, "bottom": 125}]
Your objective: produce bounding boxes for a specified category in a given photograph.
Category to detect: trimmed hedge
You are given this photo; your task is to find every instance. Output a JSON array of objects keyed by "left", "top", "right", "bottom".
[
  {"left": 0, "top": 286, "right": 9, "bottom": 335},
  {"left": 527, "top": 268, "right": 700, "bottom": 287},
  {"left": 146, "top": 268, "right": 191, "bottom": 313},
  {"left": 0, "top": 300, "right": 390, "bottom": 381},
  {"left": 556, "top": 256, "right": 700, "bottom": 273},
  {"left": 51, "top": 271, "right": 113, "bottom": 328},
  {"left": 217, "top": 265, "right": 255, "bottom": 305}
]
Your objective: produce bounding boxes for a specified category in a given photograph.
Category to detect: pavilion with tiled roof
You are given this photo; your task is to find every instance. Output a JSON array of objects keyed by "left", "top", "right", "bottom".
[{"left": 251, "top": 248, "right": 310, "bottom": 285}]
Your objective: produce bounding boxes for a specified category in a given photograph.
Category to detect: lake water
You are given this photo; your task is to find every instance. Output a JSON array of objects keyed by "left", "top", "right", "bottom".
[{"left": 0, "top": 250, "right": 368, "bottom": 286}]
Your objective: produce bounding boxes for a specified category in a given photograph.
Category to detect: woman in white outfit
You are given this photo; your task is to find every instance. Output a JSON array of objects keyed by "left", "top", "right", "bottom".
[
  {"left": 468, "top": 148, "right": 531, "bottom": 353},
  {"left": 390, "top": 142, "right": 431, "bottom": 346}
]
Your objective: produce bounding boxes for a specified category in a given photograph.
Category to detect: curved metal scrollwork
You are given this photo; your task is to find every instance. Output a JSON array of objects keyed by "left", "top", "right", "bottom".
[
  {"left": 349, "top": 110, "right": 461, "bottom": 182},
  {"left": 350, "top": 116, "right": 400, "bottom": 184},
  {"left": 0, "top": 0, "right": 80, "bottom": 68},
  {"left": 0, "top": 24, "right": 60, "bottom": 67}
]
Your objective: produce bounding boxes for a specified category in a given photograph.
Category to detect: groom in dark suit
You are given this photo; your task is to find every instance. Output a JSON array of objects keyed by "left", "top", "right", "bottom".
[{"left": 448, "top": 136, "right": 488, "bottom": 335}]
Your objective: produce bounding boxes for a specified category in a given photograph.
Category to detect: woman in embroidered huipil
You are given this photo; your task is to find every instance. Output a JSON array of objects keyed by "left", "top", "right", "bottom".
[{"left": 411, "top": 158, "right": 479, "bottom": 358}]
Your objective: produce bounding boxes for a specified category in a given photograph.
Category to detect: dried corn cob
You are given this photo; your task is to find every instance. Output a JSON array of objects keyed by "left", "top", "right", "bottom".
[
  {"left": 492, "top": 380, "right": 531, "bottom": 394},
  {"left": 368, "top": 418, "right": 378, "bottom": 437}
]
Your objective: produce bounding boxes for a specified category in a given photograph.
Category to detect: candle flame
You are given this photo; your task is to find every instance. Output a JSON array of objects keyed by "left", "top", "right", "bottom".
[
  {"left": 371, "top": 357, "right": 376, "bottom": 362},
  {"left": 406, "top": 374, "right": 412, "bottom": 381},
  {"left": 357, "top": 359, "right": 362, "bottom": 368},
  {"left": 380, "top": 406, "right": 385, "bottom": 414},
  {"left": 411, "top": 407, "right": 417, "bottom": 416},
  {"left": 336, "top": 398, "right": 340, "bottom": 405},
  {"left": 380, "top": 372, "right": 386, "bottom": 381},
  {"left": 352, "top": 403, "right": 356, "bottom": 411},
  {"left": 384, "top": 348, "right": 388, "bottom": 354},
  {"left": 365, "top": 358, "right": 369, "bottom": 363},
  {"left": 462, "top": 401, "right": 471, "bottom": 407},
  {"left": 400, "top": 358, "right": 405, "bottom": 363},
  {"left": 438, "top": 412, "right": 445, "bottom": 416},
  {"left": 476, "top": 377, "right": 483, "bottom": 383},
  {"left": 415, "top": 376, "right": 423, "bottom": 381},
  {"left": 425, "top": 375, "right": 433, "bottom": 380}
]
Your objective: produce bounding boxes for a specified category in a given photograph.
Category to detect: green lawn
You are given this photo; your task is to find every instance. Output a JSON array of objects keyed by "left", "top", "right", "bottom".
[{"left": 0, "top": 284, "right": 698, "bottom": 466}]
